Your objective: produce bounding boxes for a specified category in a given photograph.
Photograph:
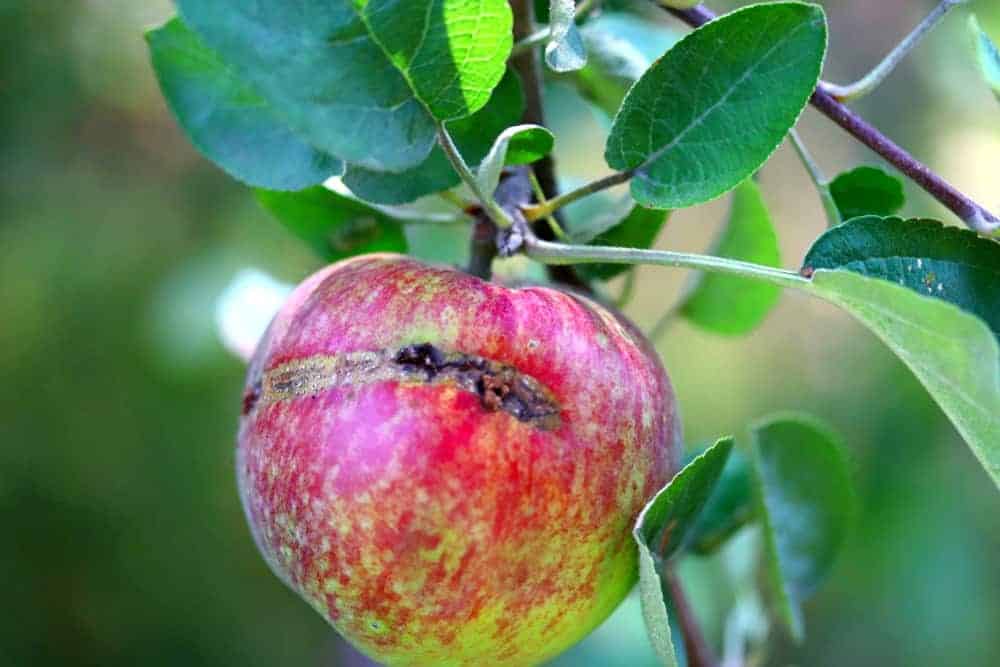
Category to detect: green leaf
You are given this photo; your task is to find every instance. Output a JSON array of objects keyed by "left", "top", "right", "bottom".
[
  {"left": 176, "top": 0, "right": 512, "bottom": 172},
  {"left": 342, "top": 70, "right": 525, "bottom": 204},
  {"left": 828, "top": 166, "right": 905, "bottom": 220},
  {"left": 687, "top": 448, "right": 754, "bottom": 555},
  {"left": 751, "top": 414, "right": 855, "bottom": 642},
  {"left": 255, "top": 187, "right": 407, "bottom": 261},
  {"left": 606, "top": 2, "right": 827, "bottom": 209},
  {"left": 634, "top": 437, "right": 734, "bottom": 667},
  {"left": 545, "top": 0, "right": 587, "bottom": 73},
  {"left": 403, "top": 223, "right": 470, "bottom": 266},
  {"left": 970, "top": 15, "right": 1000, "bottom": 100},
  {"left": 576, "top": 207, "right": 669, "bottom": 281},
  {"left": 803, "top": 216, "right": 1000, "bottom": 340},
  {"left": 809, "top": 270, "right": 1000, "bottom": 489},
  {"left": 476, "top": 125, "right": 555, "bottom": 198},
  {"left": 680, "top": 180, "right": 782, "bottom": 335},
  {"left": 145, "top": 18, "right": 340, "bottom": 191}
]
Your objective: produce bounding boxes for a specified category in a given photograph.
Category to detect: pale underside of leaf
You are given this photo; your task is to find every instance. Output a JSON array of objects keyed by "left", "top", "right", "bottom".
[
  {"left": 545, "top": 0, "right": 587, "bottom": 73},
  {"left": 970, "top": 15, "right": 1000, "bottom": 99},
  {"left": 810, "top": 270, "right": 1000, "bottom": 488},
  {"left": 633, "top": 437, "right": 734, "bottom": 666}
]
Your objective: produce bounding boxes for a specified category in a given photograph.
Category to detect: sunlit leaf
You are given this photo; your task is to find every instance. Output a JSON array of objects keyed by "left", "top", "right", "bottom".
[
  {"left": 342, "top": 70, "right": 525, "bottom": 205},
  {"left": 177, "top": 0, "right": 512, "bottom": 171}
]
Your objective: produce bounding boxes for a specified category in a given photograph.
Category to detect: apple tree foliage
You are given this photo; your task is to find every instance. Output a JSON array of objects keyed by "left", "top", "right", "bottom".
[{"left": 147, "top": 1, "right": 999, "bottom": 664}]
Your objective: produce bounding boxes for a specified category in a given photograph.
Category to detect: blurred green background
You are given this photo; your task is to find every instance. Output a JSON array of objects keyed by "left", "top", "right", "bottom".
[{"left": 2, "top": 1, "right": 998, "bottom": 665}]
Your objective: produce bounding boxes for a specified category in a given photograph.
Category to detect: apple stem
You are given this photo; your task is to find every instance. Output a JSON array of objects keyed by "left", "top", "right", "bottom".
[{"left": 666, "top": 568, "right": 720, "bottom": 667}]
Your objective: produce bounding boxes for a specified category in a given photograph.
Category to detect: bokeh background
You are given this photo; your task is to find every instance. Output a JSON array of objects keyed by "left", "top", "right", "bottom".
[{"left": 2, "top": 1, "right": 998, "bottom": 665}]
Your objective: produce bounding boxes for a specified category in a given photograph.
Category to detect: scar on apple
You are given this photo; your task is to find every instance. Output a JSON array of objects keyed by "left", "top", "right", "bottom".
[{"left": 246, "top": 343, "right": 562, "bottom": 430}]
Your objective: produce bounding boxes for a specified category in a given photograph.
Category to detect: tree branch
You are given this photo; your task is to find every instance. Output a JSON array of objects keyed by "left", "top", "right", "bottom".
[
  {"left": 510, "top": 0, "right": 593, "bottom": 292},
  {"left": 665, "top": 568, "right": 719, "bottom": 667},
  {"left": 659, "top": 3, "right": 1000, "bottom": 234}
]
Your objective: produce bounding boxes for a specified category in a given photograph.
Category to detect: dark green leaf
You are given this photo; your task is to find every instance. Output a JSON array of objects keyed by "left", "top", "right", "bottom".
[
  {"left": 576, "top": 207, "right": 669, "bottom": 281},
  {"left": 545, "top": 0, "right": 587, "bottom": 72},
  {"left": 634, "top": 436, "right": 734, "bottom": 667},
  {"left": 970, "top": 15, "right": 1000, "bottom": 100},
  {"left": 177, "top": 0, "right": 512, "bottom": 171},
  {"left": 687, "top": 449, "right": 754, "bottom": 555},
  {"left": 606, "top": 2, "right": 826, "bottom": 209},
  {"left": 476, "top": 125, "right": 555, "bottom": 197},
  {"left": 681, "top": 180, "right": 782, "bottom": 335},
  {"left": 751, "top": 414, "right": 855, "bottom": 641},
  {"left": 342, "top": 70, "right": 525, "bottom": 204},
  {"left": 146, "top": 18, "right": 340, "bottom": 190},
  {"left": 255, "top": 187, "right": 407, "bottom": 261},
  {"left": 828, "top": 166, "right": 905, "bottom": 220},
  {"left": 803, "top": 216, "right": 1000, "bottom": 340},
  {"left": 809, "top": 269, "right": 1000, "bottom": 490}
]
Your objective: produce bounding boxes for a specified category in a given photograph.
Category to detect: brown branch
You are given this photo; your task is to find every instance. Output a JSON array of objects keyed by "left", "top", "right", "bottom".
[
  {"left": 659, "top": 3, "right": 999, "bottom": 234},
  {"left": 509, "top": 0, "right": 593, "bottom": 292},
  {"left": 665, "top": 568, "right": 719, "bottom": 667}
]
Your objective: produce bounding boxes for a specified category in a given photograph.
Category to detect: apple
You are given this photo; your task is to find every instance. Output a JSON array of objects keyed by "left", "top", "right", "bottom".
[{"left": 237, "top": 254, "right": 680, "bottom": 665}]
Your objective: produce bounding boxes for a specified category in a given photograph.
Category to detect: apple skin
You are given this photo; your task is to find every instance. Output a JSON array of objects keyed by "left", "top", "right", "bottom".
[{"left": 237, "top": 254, "right": 680, "bottom": 666}]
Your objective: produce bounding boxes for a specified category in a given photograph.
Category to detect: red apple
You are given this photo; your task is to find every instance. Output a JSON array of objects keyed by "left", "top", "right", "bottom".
[{"left": 237, "top": 254, "right": 680, "bottom": 665}]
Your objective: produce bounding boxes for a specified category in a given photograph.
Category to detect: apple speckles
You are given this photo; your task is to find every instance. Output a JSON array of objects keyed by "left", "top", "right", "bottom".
[{"left": 236, "top": 255, "right": 679, "bottom": 665}]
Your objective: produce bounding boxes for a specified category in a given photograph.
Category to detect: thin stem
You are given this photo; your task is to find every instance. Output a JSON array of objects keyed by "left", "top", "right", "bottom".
[
  {"left": 527, "top": 169, "right": 569, "bottom": 240},
  {"left": 821, "top": 0, "right": 966, "bottom": 102},
  {"left": 658, "top": 2, "right": 1000, "bottom": 234},
  {"left": 788, "top": 129, "right": 841, "bottom": 228},
  {"left": 524, "top": 237, "right": 809, "bottom": 290},
  {"left": 665, "top": 568, "right": 719, "bottom": 667},
  {"left": 523, "top": 170, "right": 634, "bottom": 221},
  {"left": 510, "top": 26, "right": 550, "bottom": 57},
  {"left": 436, "top": 124, "right": 513, "bottom": 228}
]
